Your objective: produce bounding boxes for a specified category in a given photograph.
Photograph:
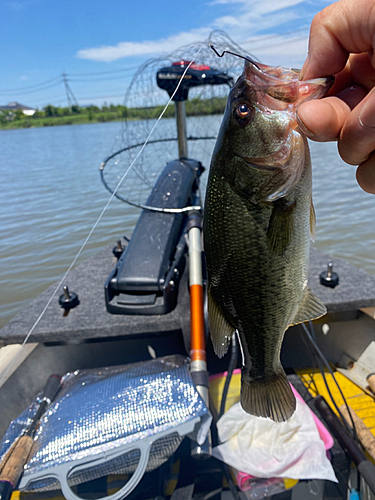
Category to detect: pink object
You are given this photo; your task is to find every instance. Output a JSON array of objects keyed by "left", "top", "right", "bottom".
[
  {"left": 210, "top": 370, "right": 333, "bottom": 451},
  {"left": 291, "top": 384, "right": 334, "bottom": 451},
  {"left": 209, "top": 370, "right": 334, "bottom": 489}
]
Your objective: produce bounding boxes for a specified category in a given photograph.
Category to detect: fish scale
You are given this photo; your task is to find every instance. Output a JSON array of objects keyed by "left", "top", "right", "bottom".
[{"left": 203, "top": 58, "right": 333, "bottom": 422}]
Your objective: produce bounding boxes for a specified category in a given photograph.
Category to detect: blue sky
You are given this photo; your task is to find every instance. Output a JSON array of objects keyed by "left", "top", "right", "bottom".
[{"left": 0, "top": 0, "right": 332, "bottom": 109}]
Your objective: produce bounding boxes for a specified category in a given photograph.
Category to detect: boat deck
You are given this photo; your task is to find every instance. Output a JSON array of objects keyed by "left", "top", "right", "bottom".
[{"left": 1, "top": 246, "right": 375, "bottom": 346}]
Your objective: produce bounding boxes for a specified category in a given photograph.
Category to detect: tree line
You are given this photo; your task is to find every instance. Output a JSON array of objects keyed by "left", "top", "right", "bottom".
[{"left": 0, "top": 97, "right": 227, "bottom": 129}]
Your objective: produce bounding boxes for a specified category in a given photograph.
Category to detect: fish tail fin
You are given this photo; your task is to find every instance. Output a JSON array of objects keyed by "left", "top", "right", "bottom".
[{"left": 241, "top": 370, "right": 296, "bottom": 422}]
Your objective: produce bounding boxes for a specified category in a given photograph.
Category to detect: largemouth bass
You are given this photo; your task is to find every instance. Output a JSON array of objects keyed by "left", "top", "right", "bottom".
[{"left": 203, "top": 59, "right": 333, "bottom": 422}]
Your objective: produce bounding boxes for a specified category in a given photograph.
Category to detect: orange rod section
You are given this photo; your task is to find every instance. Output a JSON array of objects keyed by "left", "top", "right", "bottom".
[{"left": 190, "top": 283, "right": 206, "bottom": 361}]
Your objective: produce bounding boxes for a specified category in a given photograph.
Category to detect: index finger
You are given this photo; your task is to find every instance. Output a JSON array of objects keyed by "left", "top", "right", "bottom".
[{"left": 301, "top": 0, "right": 375, "bottom": 80}]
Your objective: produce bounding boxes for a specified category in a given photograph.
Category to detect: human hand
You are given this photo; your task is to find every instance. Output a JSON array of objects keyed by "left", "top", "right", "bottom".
[{"left": 297, "top": 0, "right": 375, "bottom": 193}]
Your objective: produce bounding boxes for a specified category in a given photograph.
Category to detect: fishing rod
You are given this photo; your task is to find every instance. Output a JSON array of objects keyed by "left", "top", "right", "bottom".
[
  {"left": 0, "top": 374, "right": 62, "bottom": 500},
  {"left": 315, "top": 395, "right": 375, "bottom": 495},
  {"left": 187, "top": 208, "right": 211, "bottom": 459}
]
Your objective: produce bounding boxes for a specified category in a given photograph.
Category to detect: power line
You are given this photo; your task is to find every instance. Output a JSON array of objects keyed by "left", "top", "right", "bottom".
[
  {"left": 0, "top": 66, "right": 137, "bottom": 94},
  {"left": 67, "top": 65, "right": 139, "bottom": 77},
  {"left": 0, "top": 80, "right": 63, "bottom": 97},
  {"left": 67, "top": 74, "right": 133, "bottom": 83},
  {"left": 0, "top": 76, "right": 61, "bottom": 94}
]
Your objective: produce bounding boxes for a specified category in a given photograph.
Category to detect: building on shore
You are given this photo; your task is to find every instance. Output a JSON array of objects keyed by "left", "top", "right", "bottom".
[{"left": 0, "top": 102, "right": 36, "bottom": 116}]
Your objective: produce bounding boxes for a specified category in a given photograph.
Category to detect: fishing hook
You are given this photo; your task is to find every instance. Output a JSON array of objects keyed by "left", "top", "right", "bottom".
[{"left": 209, "top": 43, "right": 261, "bottom": 70}]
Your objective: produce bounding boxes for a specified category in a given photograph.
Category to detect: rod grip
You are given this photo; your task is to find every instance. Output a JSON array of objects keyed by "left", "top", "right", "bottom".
[
  {"left": 0, "top": 435, "right": 34, "bottom": 491},
  {"left": 314, "top": 395, "right": 375, "bottom": 494},
  {"left": 366, "top": 373, "right": 375, "bottom": 394},
  {"left": 42, "top": 374, "right": 62, "bottom": 403},
  {"left": 0, "top": 480, "right": 14, "bottom": 500}
]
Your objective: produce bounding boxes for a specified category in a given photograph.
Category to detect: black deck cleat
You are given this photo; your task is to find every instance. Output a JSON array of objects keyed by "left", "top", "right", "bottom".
[
  {"left": 112, "top": 239, "right": 125, "bottom": 260},
  {"left": 59, "top": 286, "right": 80, "bottom": 310},
  {"left": 320, "top": 262, "right": 339, "bottom": 288}
]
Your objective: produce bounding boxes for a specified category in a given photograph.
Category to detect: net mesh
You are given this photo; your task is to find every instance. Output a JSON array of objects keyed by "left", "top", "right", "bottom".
[{"left": 101, "top": 31, "right": 249, "bottom": 210}]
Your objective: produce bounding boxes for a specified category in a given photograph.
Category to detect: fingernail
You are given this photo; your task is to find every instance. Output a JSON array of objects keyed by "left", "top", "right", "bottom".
[
  {"left": 296, "top": 109, "right": 315, "bottom": 138},
  {"left": 359, "top": 89, "right": 375, "bottom": 128},
  {"left": 299, "top": 56, "right": 310, "bottom": 81}
]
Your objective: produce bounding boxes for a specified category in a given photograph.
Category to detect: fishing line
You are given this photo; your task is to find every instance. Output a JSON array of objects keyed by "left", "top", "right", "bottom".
[
  {"left": 101, "top": 136, "right": 215, "bottom": 212},
  {"left": 235, "top": 329, "right": 245, "bottom": 367},
  {"left": 219, "top": 333, "right": 238, "bottom": 420},
  {"left": 0, "top": 48, "right": 203, "bottom": 388}
]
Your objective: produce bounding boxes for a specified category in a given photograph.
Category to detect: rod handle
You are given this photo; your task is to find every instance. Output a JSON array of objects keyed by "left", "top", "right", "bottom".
[
  {"left": 366, "top": 373, "right": 375, "bottom": 394},
  {"left": 27, "top": 374, "right": 62, "bottom": 436},
  {"left": 0, "top": 435, "right": 34, "bottom": 498},
  {"left": 41, "top": 374, "right": 62, "bottom": 403},
  {"left": 0, "top": 481, "right": 14, "bottom": 500},
  {"left": 315, "top": 395, "right": 375, "bottom": 494}
]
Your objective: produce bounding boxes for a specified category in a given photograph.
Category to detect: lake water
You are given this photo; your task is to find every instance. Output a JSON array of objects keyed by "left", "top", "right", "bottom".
[{"left": 1, "top": 119, "right": 375, "bottom": 330}]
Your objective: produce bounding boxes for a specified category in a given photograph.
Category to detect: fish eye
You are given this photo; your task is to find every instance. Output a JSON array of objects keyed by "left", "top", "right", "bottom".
[{"left": 234, "top": 102, "right": 253, "bottom": 124}]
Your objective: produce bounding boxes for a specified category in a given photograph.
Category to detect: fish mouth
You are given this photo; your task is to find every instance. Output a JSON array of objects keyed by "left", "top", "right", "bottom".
[{"left": 243, "top": 60, "right": 334, "bottom": 104}]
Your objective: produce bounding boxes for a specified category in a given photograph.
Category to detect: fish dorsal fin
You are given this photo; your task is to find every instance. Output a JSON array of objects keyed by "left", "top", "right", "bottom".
[
  {"left": 310, "top": 199, "right": 316, "bottom": 242},
  {"left": 290, "top": 287, "right": 327, "bottom": 326},
  {"left": 267, "top": 198, "right": 296, "bottom": 256},
  {"left": 207, "top": 289, "right": 234, "bottom": 358}
]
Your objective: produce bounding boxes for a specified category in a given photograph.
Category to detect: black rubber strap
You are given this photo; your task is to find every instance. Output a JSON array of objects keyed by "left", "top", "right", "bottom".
[
  {"left": 186, "top": 211, "right": 201, "bottom": 231},
  {"left": 191, "top": 370, "right": 209, "bottom": 388}
]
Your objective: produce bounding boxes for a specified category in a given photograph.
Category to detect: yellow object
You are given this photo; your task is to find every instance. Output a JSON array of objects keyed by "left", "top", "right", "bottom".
[
  {"left": 298, "top": 369, "right": 375, "bottom": 436},
  {"left": 283, "top": 478, "right": 299, "bottom": 489},
  {"left": 16, "top": 491, "right": 65, "bottom": 500},
  {"left": 209, "top": 370, "right": 241, "bottom": 414}
]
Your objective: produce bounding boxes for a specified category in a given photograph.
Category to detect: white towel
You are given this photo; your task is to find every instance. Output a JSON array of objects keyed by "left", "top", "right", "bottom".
[{"left": 212, "top": 398, "right": 337, "bottom": 482}]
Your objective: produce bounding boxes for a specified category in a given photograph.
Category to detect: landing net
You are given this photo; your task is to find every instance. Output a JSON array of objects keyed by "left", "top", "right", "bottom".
[{"left": 100, "top": 31, "right": 249, "bottom": 210}]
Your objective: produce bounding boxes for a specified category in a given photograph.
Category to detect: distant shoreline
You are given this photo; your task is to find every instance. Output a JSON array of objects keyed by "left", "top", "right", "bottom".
[
  {"left": 0, "top": 115, "right": 123, "bottom": 130},
  {"left": 0, "top": 99, "right": 226, "bottom": 131},
  {"left": 0, "top": 111, "right": 128, "bottom": 131}
]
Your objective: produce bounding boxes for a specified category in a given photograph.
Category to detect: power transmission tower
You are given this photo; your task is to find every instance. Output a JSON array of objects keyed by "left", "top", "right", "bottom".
[{"left": 62, "top": 72, "right": 79, "bottom": 108}]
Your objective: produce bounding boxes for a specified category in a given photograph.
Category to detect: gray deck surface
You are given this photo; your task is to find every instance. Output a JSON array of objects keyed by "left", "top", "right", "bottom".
[
  {"left": 309, "top": 246, "right": 375, "bottom": 312},
  {"left": 1, "top": 244, "right": 375, "bottom": 345}
]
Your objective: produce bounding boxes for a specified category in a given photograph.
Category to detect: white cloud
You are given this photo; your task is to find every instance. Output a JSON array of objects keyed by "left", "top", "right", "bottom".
[
  {"left": 77, "top": 29, "right": 211, "bottom": 62},
  {"left": 242, "top": 33, "right": 309, "bottom": 67},
  {"left": 76, "top": 0, "right": 324, "bottom": 65},
  {"left": 215, "top": 11, "right": 300, "bottom": 34}
]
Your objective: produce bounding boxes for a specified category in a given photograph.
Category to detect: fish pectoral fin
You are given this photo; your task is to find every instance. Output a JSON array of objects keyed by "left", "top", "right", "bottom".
[
  {"left": 267, "top": 198, "right": 296, "bottom": 256},
  {"left": 290, "top": 287, "right": 327, "bottom": 326},
  {"left": 310, "top": 199, "right": 316, "bottom": 242},
  {"left": 207, "top": 289, "right": 234, "bottom": 358}
]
